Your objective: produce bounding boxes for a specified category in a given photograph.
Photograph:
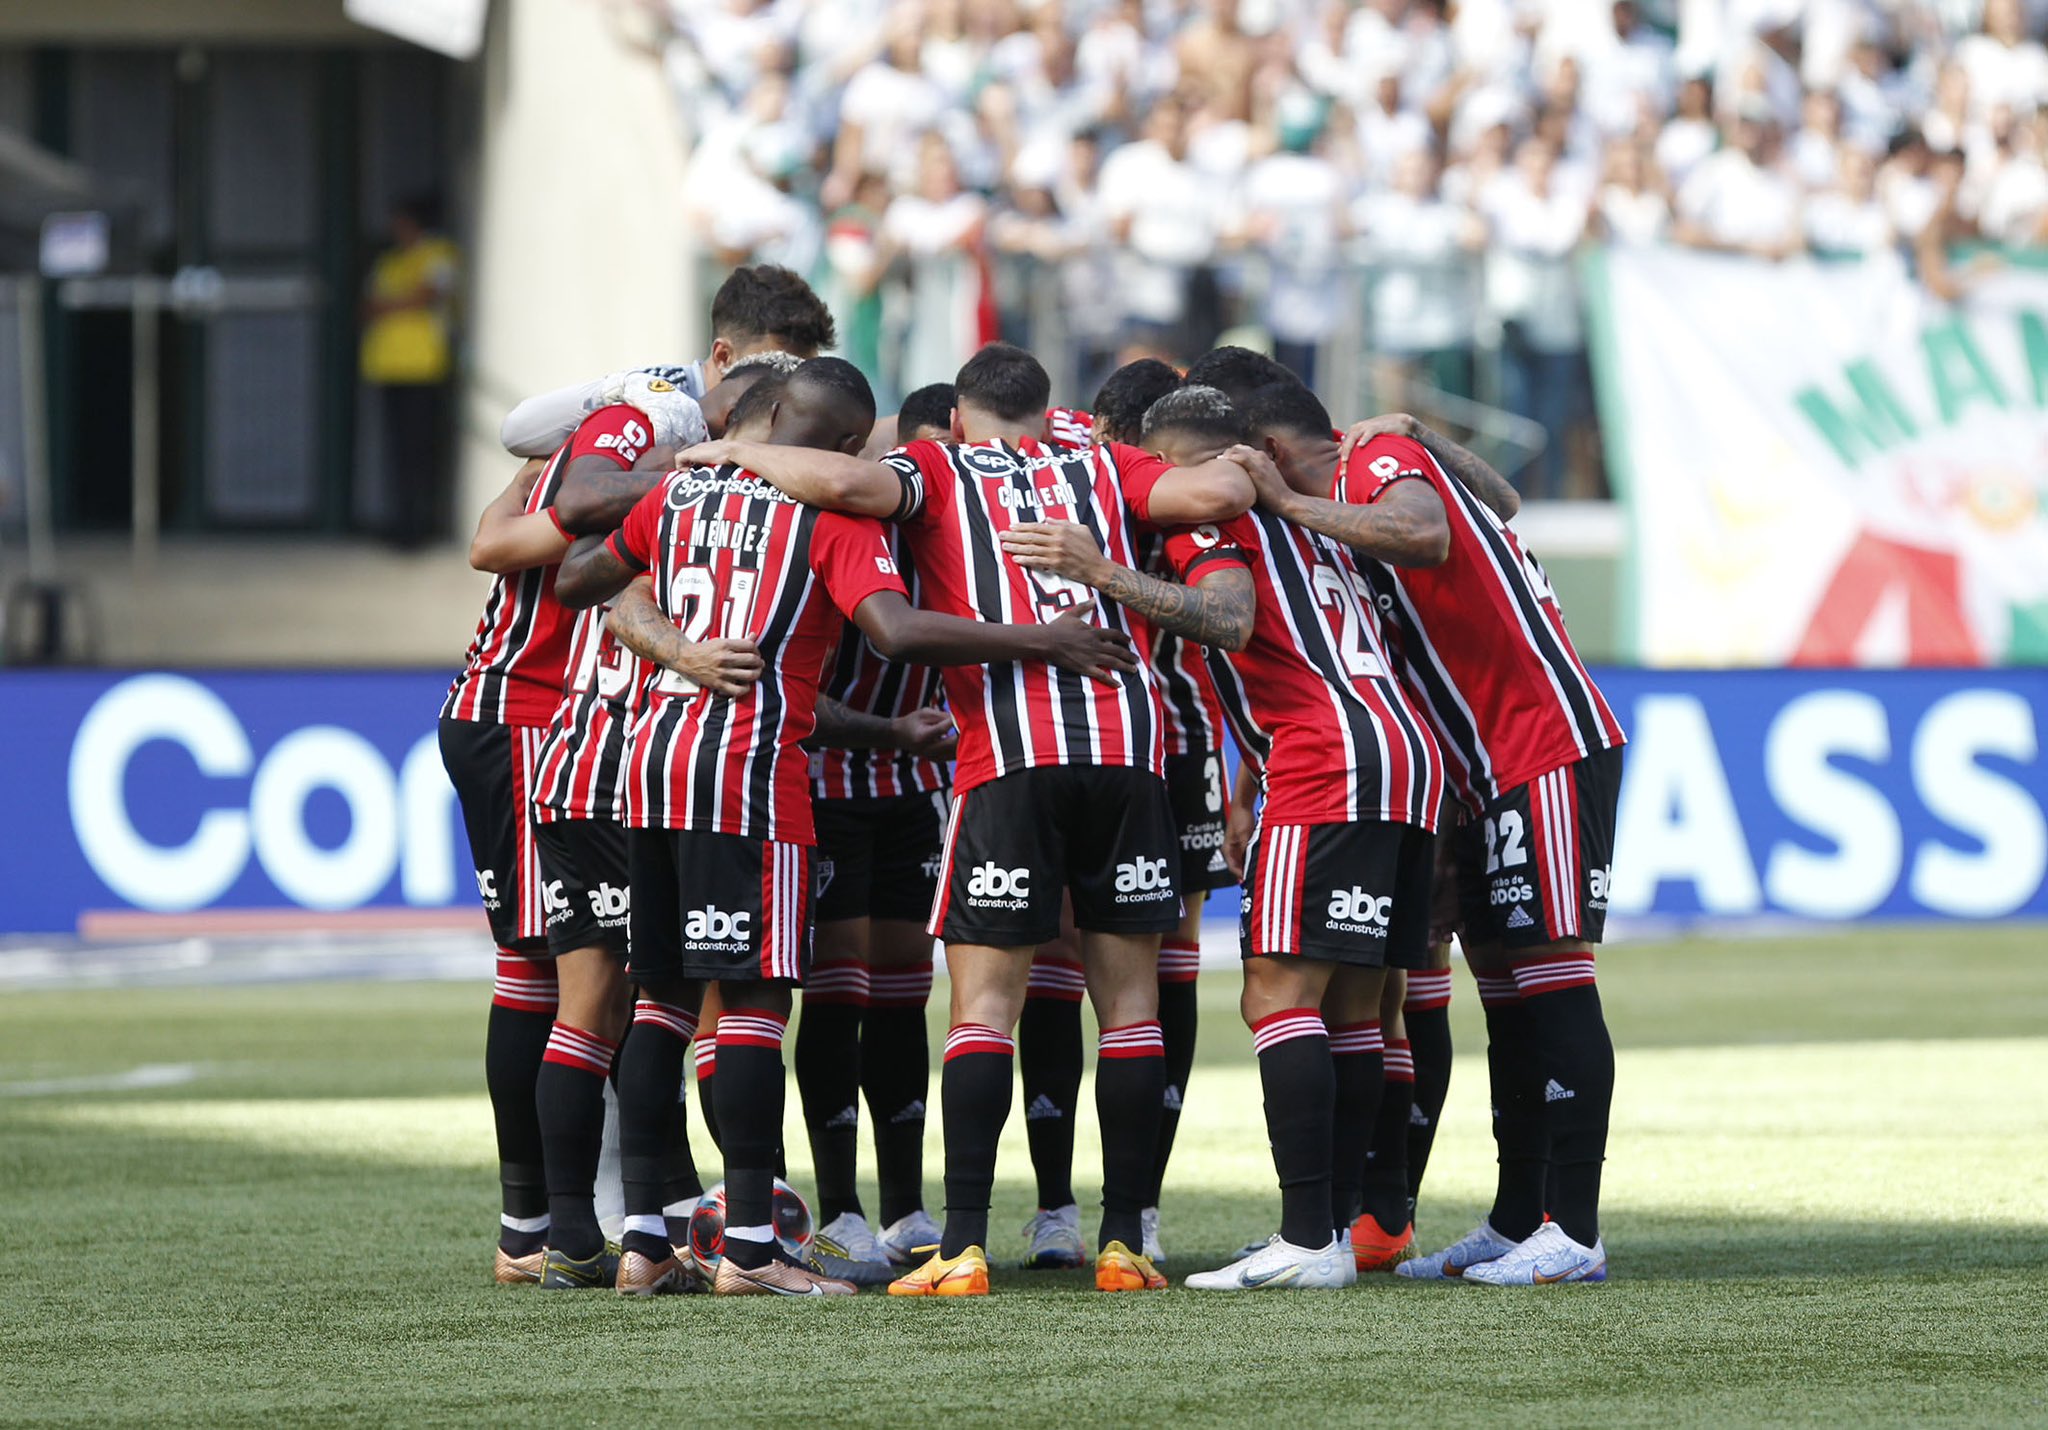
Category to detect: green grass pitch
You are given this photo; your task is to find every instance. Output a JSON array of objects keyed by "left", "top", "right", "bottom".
[{"left": 3, "top": 928, "right": 2046, "bottom": 1426}]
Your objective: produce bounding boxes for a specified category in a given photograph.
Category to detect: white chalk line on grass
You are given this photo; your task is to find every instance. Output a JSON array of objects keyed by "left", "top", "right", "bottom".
[{"left": 0, "top": 1063, "right": 201, "bottom": 1097}]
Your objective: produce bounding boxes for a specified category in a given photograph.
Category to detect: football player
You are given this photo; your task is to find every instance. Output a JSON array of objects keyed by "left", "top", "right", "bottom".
[
  {"left": 1242, "top": 401, "right": 1625, "bottom": 1286},
  {"left": 794, "top": 382, "right": 960, "bottom": 1282},
  {"left": 674, "top": 344, "right": 1256, "bottom": 1297},
  {"left": 1001, "top": 385, "right": 1446, "bottom": 1291},
  {"left": 448, "top": 372, "right": 704, "bottom": 1286},
  {"left": 557, "top": 360, "right": 1136, "bottom": 1296}
]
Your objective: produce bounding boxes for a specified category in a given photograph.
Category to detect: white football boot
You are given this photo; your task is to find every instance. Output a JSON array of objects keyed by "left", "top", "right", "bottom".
[
  {"left": 1461, "top": 1222, "right": 1607, "bottom": 1285},
  {"left": 809, "top": 1211, "right": 897, "bottom": 1286},
  {"left": 1020, "top": 1203, "right": 1085, "bottom": 1269},
  {"left": 1395, "top": 1220, "right": 1520, "bottom": 1281},
  {"left": 1140, "top": 1207, "right": 1166, "bottom": 1266},
  {"left": 876, "top": 1209, "right": 944, "bottom": 1267},
  {"left": 1184, "top": 1235, "right": 1354, "bottom": 1292}
]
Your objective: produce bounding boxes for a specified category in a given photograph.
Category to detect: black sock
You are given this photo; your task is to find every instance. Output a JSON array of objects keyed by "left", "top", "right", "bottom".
[
  {"left": 660, "top": 1086, "right": 705, "bottom": 1241},
  {"left": 1479, "top": 979, "right": 1547, "bottom": 1241},
  {"left": 617, "top": 1000, "right": 695, "bottom": 1261},
  {"left": 1095, "top": 1021, "right": 1165, "bottom": 1251},
  {"left": 1516, "top": 966, "right": 1615, "bottom": 1247},
  {"left": 861, "top": 964, "right": 933, "bottom": 1226},
  {"left": 485, "top": 987, "right": 555, "bottom": 1253},
  {"left": 712, "top": 1011, "right": 789, "bottom": 1272},
  {"left": 694, "top": 1037, "right": 721, "bottom": 1153},
  {"left": 1149, "top": 955, "right": 1200, "bottom": 1206},
  {"left": 1361, "top": 1039, "right": 1414, "bottom": 1236},
  {"left": 1403, "top": 979, "right": 1454, "bottom": 1208},
  {"left": 795, "top": 970, "right": 867, "bottom": 1225},
  {"left": 1327, "top": 1022, "right": 1383, "bottom": 1234},
  {"left": 535, "top": 1022, "right": 617, "bottom": 1260},
  {"left": 1253, "top": 1009, "right": 1334, "bottom": 1251},
  {"left": 1018, "top": 984, "right": 1083, "bottom": 1209},
  {"left": 939, "top": 1025, "right": 1015, "bottom": 1257}
]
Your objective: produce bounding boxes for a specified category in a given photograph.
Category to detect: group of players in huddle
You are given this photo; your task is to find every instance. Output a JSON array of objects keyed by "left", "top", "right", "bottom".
[{"left": 438, "top": 263, "right": 1625, "bottom": 1298}]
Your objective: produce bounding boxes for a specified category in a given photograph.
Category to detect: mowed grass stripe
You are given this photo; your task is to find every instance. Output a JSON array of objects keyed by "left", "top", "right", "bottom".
[{"left": 1, "top": 931, "right": 2045, "bottom": 1425}]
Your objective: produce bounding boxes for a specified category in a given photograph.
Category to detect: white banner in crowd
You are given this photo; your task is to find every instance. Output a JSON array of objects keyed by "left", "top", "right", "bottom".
[{"left": 1588, "top": 247, "right": 2048, "bottom": 667}]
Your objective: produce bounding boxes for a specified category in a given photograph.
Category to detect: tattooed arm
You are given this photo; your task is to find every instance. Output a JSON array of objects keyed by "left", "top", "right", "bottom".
[
  {"left": 555, "top": 534, "right": 641, "bottom": 609},
  {"left": 1337, "top": 414, "right": 1520, "bottom": 522},
  {"left": 806, "top": 699, "right": 959, "bottom": 758},
  {"left": 810, "top": 695, "right": 902, "bottom": 749},
  {"left": 999, "top": 521, "right": 1255, "bottom": 652},
  {"left": 1235, "top": 445, "right": 1452, "bottom": 569},
  {"left": 604, "top": 576, "right": 765, "bottom": 698}
]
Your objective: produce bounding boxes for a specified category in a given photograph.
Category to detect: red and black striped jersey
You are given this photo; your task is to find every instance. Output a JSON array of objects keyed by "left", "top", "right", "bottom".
[
  {"left": 1166, "top": 512, "right": 1444, "bottom": 830},
  {"left": 442, "top": 451, "right": 576, "bottom": 727},
  {"left": 608, "top": 463, "right": 908, "bottom": 843},
  {"left": 812, "top": 525, "right": 949, "bottom": 800},
  {"left": 883, "top": 437, "right": 1169, "bottom": 794},
  {"left": 443, "top": 404, "right": 656, "bottom": 727},
  {"left": 1137, "top": 533, "right": 1225, "bottom": 755},
  {"left": 530, "top": 594, "right": 643, "bottom": 824},
  {"left": 1339, "top": 435, "right": 1625, "bottom": 806}
]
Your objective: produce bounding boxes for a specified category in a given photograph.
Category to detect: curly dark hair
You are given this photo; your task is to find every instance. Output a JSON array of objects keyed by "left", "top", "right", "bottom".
[{"left": 709, "top": 265, "right": 838, "bottom": 356}]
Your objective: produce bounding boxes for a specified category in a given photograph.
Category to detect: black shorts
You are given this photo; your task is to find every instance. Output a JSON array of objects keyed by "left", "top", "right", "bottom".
[
  {"left": 628, "top": 828, "right": 811, "bottom": 984},
  {"left": 930, "top": 765, "right": 1180, "bottom": 947},
  {"left": 1166, "top": 750, "right": 1235, "bottom": 895},
  {"left": 534, "top": 817, "right": 631, "bottom": 958},
  {"left": 1240, "top": 819, "right": 1433, "bottom": 969},
  {"left": 1453, "top": 746, "right": 1623, "bottom": 949},
  {"left": 813, "top": 790, "right": 948, "bottom": 925},
  {"left": 438, "top": 717, "right": 548, "bottom": 956}
]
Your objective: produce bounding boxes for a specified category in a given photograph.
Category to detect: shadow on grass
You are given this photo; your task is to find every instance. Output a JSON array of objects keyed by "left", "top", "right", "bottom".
[{"left": 5, "top": 1110, "right": 2044, "bottom": 1298}]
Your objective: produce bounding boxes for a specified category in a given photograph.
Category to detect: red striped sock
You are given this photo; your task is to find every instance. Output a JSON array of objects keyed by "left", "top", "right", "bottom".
[
  {"left": 716, "top": 1011, "right": 789, "bottom": 1050},
  {"left": 943, "top": 1023, "right": 1016, "bottom": 1060},
  {"left": 868, "top": 960, "right": 934, "bottom": 1008},
  {"left": 1025, "top": 956, "right": 1086, "bottom": 1003},
  {"left": 1157, "top": 937, "right": 1202, "bottom": 984},
  {"left": 1251, "top": 1007, "right": 1328, "bottom": 1055},
  {"left": 541, "top": 1021, "right": 618, "bottom": 1076},
  {"left": 805, "top": 960, "right": 871, "bottom": 1007},
  {"left": 1098, "top": 1019, "right": 1165, "bottom": 1059},
  {"left": 1404, "top": 970, "right": 1453, "bottom": 1012},
  {"left": 1512, "top": 953, "right": 1598, "bottom": 997},
  {"left": 492, "top": 952, "right": 558, "bottom": 1013},
  {"left": 1328, "top": 1019, "right": 1385, "bottom": 1056},
  {"left": 1384, "top": 1037, "right": 1415, "bottom": 1084},
  {"left": 1475, "top": 973, "right": 1523, "bottom": 1008},
  {"left": 632, "top": 998, "right": 698, "bottom": 1044}
]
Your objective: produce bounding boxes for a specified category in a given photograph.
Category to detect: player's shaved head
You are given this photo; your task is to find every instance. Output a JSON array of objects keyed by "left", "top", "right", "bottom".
[
  {"left": 1091, "top": 359, "right": 1182, "bottom": 444},
  {"left": 770, "top": 356, "right": 878, "bottom": 454},
  {"left": 897, "top": 383, "right": 956, "bottom": 443},
  {"left": 1141, "top": 384, "right": 1246, "bottom": 458},
  {"left": 700, "top": 351, "right": 804, "bottom": 436},
  {"left": 723, "top": 373, "right": 789, "bottom": 441},
  {"left": 954, "top": 342, "right": 1052, "bottom": 428},
  {"left": 1183, "top": 346, "right": 1298, "bottom": 406}
]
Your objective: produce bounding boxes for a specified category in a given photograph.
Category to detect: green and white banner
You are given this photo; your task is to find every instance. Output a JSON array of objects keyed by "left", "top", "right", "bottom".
[{"left": 1586, "top": 247, "right": 2048, "bottom": 667}]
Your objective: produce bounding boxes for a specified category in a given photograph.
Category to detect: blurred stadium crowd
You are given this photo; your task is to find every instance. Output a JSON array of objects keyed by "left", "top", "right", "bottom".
[{"left": 622, "top": 0, "right": 2048, "bottom": 496}]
